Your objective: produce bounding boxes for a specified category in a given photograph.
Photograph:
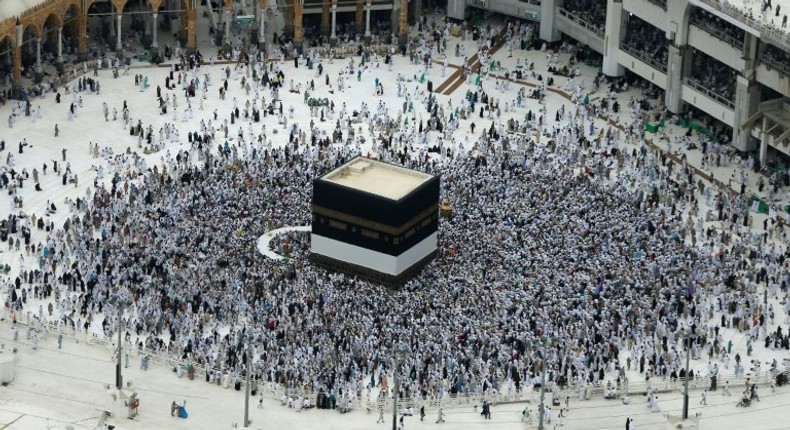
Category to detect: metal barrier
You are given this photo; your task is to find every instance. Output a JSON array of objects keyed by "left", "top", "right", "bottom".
[
  {"left": 557, "top": 8, "right": 606, "bottom": 39},
  {"left": 698, "top": 0, "right": 790, "bottom": 52},
  {"left": 689, "top": 15, "right": 745, "bottom": 49},
  {"left": 22, "top": 319, "right": 789, "bottom": 415},
  {"left": 309, "top": 44, "right": 397, "bottom": 60},
  {"left": 760, "top": 51, "right": 790, "bottom": 76},
  {"left": 684, "top": 77, "right": 736, "bottom": 109},
  {"left": 619, "top": 42, "right": 669, "bottom": 73}
]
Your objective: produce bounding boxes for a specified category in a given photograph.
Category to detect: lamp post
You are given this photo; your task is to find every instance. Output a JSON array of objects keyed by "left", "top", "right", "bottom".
[
  {"left": 682, "top": 327, "right": 695, "bottom": 420},
  {"left": 244, "top": 335, "right": 252, "bottom": 427},
  {"left": 391, "top": 349, "right": 405, "bottom": 430},
  {"left": 113, "top": 298, "right": 130, "bottom": 390},
  {"left": 116, "top": 303, "right": 123, "bottom": 389},
  {"left": 536, "top": 337, "right": 548, "bottom": 430}
]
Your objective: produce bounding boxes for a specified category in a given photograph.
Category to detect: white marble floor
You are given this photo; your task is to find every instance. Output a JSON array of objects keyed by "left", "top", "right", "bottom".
[{"left": 0, "top": 11, "right": 789, "bottom": 430}]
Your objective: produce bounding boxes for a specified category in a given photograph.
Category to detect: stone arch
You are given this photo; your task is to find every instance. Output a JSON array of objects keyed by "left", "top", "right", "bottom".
[
  {"left": 59, "top": 0, "right": 82, "bottom": 19},
  {"left": 0, "top": 35, "right": 15, "bottom": 79},
  {"left": 0, "top": 34, "right": 16, "bottom": 48},
  {"left": 61, "top": 2, "right": 81, "bottom": 53},
  {"left": 148, "top": 0, "right": 164, "bottom": 13},
  {"left": 21, "top": 22, "right": 42, "bottom": 41},
  {"left": 110, "top": 0, "right": 130, "bottom": 14},
  {"left": 62, "top": 2, "right": 81, "bottom": 25},
  {"left": 20, "top": 24, "right": 41, "bottom": 74},
  {"left": 85, "top": 0, "right": 115, "bottom": 52},
  {"left": 43, "top": 13, "right": 64, "bottom": 29},
  {"left": 41, "top": 13, "right": 62, "bottom": 59},
  {"left": 85, "top": 0, "right": 111, "bottom": 14}
]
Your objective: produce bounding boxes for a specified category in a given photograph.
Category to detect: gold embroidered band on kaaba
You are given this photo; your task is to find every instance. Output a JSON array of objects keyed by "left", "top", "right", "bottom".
[{"left": 312, "top": 203, "right": 439, "bottom": 236}]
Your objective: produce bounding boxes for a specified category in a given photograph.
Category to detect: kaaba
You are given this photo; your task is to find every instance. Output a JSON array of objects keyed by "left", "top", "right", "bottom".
[{"left": 311, "top": 157, "right": 440, "bottom": 285}]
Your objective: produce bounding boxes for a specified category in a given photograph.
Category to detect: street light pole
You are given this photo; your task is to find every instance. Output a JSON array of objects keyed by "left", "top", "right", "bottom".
[
  {"left": 392, "top": 353, "right": 399, "bottom": 430},
  {"left": 683, "top": 332, "right": 691, "bottom": 420},
  {"left": 244, "top": 341, "right": 252, "bottom": 427},
  {"left": 537, "top": 340, "right": 547, "bottom": 430},
  {"left": 115, "top": 303, "right": 124, "bottom": 390}
]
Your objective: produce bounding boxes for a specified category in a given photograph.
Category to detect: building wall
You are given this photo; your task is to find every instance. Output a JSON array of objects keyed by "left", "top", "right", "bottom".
[{"left": 474, "top": 0, "right": 790, "bottom": 152}]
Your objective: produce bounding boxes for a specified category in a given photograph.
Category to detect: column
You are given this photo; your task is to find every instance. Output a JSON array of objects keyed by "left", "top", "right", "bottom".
[
  {"left": 742, "top": 31, "right": 759, "bottom": 62},
  {"left": 365, "top": 1, "right": 372, "bottom": 37},
  {"left": 539, "top": 0, "right": 560, "bottom": 42},
  {"left": 224, "top": 9, "right": 231, "bottom": 42},
  {"left": 258, "top": 0, "right": 266, "bottom": 45},
  {"left": 601, "top": 0, "right": 624, "bottom": 76},
  {"left": 78, "top": 12, "right": 88, "bottom": 60},
  {"left": 36, "top": 37, "right": 42, "bottom": 71},
  {"left": 57, "top": 27, "right": 63, "bottom": 63},
  {"left": 664, "top": 2, "right": 692, "bottom": 113},
  {"left": 759, "top": 117, "right": 770, "bottom": 166},
  {"left": 399, "top": 0, "right": 408, "bottom": 38},
  {"left": 330, "top": 3, "right": 337, "bottom": 39},
  {"left": 732, "top": 33, "right": 760, "bottom": 152},
  {"left": 294, "top": 0, "right": 304, "bottom": 46},
  {"left": 13, "top": 23, "right": 22, "bottom": 86},
  {"left": 187, "top": 9, "right": 197, "bottom": 49},
  {"left": 152, "top": 13, "right": 159, "bottom": 48},
  {"left": 284, "top": 1, "right": 294, "bottom": 37},
  {"left": 217, "top": 0, "right": 223, "bottom": 28},
  {"left": 447, "top": 0, "right": 466, "bottom": 21},
  {"left": 12, "top": 45, "right": 22, "bottom": 85},
  {"left": 177, "top": 9, "right": 185, "bottom": 35},
  {"left": 321, "top": 0, "right": 330, "bottom": 36},
  {"left": 732, "top": 74, "right": 760, "bottom": 152},
  {"left": 356, "top": 0, "right": 364, "bottom": 33},
  {"left": 391, "top": 1, "right": 398, "bottom": 35},
  {"left": 665, "top": 44, "right": 690, "bottom": 114},
  {"left": 116, "top": 14, "right": 123, "bottom": 51}
]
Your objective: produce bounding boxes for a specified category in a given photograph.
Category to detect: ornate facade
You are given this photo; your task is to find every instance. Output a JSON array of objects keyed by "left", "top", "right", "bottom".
[{"left": 1, "top": 0, "right": 405, "bottom": 87}]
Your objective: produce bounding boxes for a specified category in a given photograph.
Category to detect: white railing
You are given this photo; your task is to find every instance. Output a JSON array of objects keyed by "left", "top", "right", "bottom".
[
  {"left": 558, "top": 8, "right": 606, "bottom": 39},
  {"left": 760, "top": 51, "right": 790, "bottom": 76},
  {"left": 684, "top": 77, "right": 736, "bottom": 109},
  {"left": 690, "top": 14, "right": 745, "bottom": 49},
  {"left": 698, "top": 0, "right": 790, "bottom": 52},
  {"left": 620, "top": 42, "right": 669, "bottom": 73}
]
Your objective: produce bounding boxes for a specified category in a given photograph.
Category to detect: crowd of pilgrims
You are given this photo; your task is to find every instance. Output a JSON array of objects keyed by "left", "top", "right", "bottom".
[{"left": 3, "top": 17, "right": 790, "bottom": 413}]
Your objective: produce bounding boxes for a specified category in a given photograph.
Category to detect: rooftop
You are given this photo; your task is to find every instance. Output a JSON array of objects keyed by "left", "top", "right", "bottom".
[{"left": 321, "top": 157, "right": 433, "bottom": 200}]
